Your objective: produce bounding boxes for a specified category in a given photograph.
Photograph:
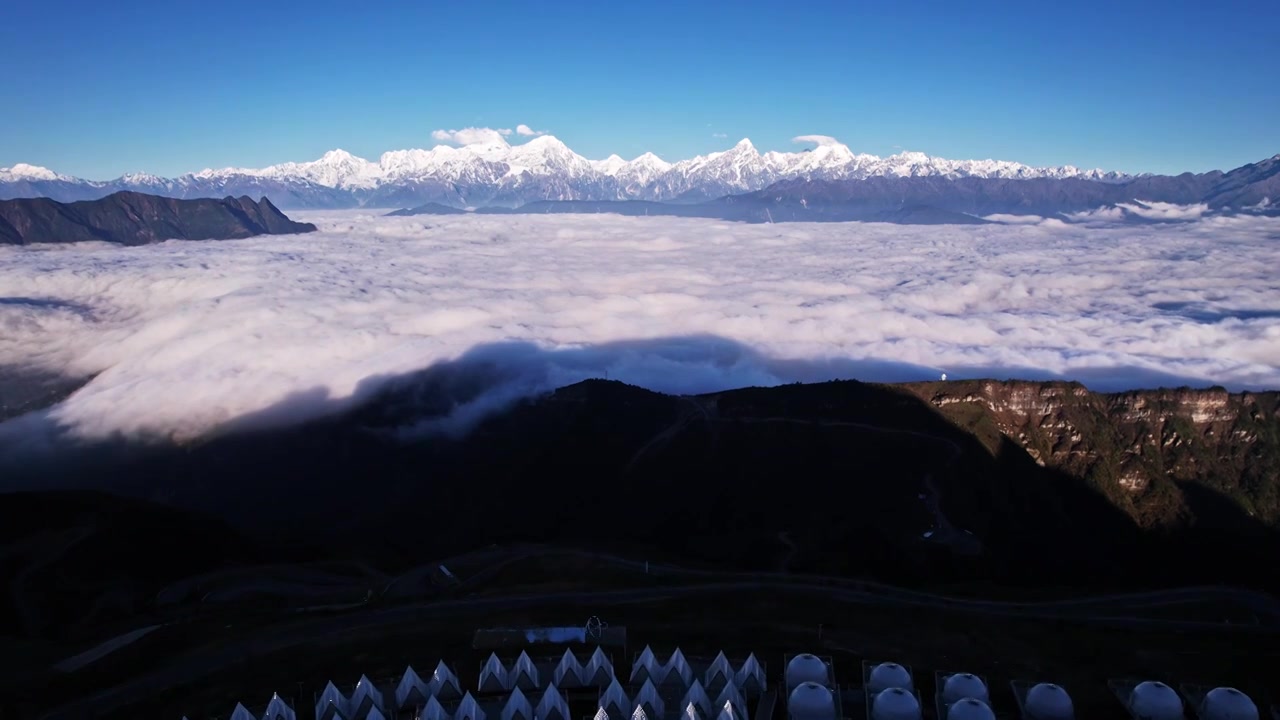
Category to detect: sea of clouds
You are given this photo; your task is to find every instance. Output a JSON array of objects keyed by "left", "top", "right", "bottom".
[{"left": 1, "top": 209, "right": 1278, "bottom": 446}]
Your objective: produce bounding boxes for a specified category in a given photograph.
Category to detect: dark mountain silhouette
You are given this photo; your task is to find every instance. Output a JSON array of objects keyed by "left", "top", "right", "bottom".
[
  {"left": 4, "top": 339, "right": 1277, "bottom": 604},
  {"left": 0, "top": 191, "right": 316, "bottom": 246}
]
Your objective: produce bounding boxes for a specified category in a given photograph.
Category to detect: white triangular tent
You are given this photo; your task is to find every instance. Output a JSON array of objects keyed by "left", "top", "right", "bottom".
[
  {"left": 501, "top": 686, "right": 533, "bottom": 720},
  {"left": 706, "top": 652, "right": 734, "bottom": 690},
  {"left": 683, "top": 680, "right": 713, "bottom": 718},
  {"left": 663, "top": 648, "right": 693, "bottom": 689},
  {"left": 480, "top": 653, "right": 509, "bottom": 692},
  {"left": 422, "top": 696, "right": 449, "bottom": 720},
  {"left": 316, "top": 682, "right": 349, "bottom": 720},
  {"left": 584, "top": 648, "right": 615, "bottom": 687},
  {"left": 511, "top": 650, "right": 540, "bottom": 690},
  {"left": 396, "top": 666, "right": 431, "bottom": 710},
  {"left": 683, "top": 701, "right": 705, "bottom": 720},
  {"left": 229, "top": 703, "right": 256, "bottom": 720},
  {"left": 631, "top": 646, "right": 659, "bottom": 685},
  {"left": 716, "top": 683, "right": 746, "bottom": 718},
  {"left": 553, "top": 649, "right": 584, "bottom": 688},
  {"left": 537, "top": 684, "right": 571, "bottom": 720},
  {"left": 456, "top": 692, "right": 486, "bottom": 720},
  {"left": 264, "top": 692, "right": 297, "bottom": 720},
  {"left": 593, "top": 707, "right": 611, "bottom": 720},
  {"left": 630, "top": 706, "right": 651, "bottom": 720},
  {"left": 715, "top": 700, "right": 741, "bottom": 720},
  {"left": 350, "top": 675, "right": 384, "bottom": 719},
  {"left": 429, "top": 660, "right": 463, "bottom": 700},
  {"left": 736, "top": 654, "right": 766, "bottom": 695},
  {"left": 635, "top": 679, "right": 665, "bottom": 719},
  {"left": 600, "top": 677, "right": 630, "bottom": 720}
]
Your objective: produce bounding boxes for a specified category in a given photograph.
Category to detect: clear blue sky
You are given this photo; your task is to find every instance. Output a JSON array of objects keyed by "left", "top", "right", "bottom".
[{"left": 3, "top": 0, "right": 1277, "bottom": 179}]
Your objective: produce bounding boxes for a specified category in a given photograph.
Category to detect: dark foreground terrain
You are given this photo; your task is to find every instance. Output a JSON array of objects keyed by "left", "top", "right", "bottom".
[{"left": 0, "top": 191, "right": 316, "bottom": 245}]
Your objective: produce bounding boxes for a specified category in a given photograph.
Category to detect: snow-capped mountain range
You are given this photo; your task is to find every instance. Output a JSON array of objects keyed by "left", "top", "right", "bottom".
[{"left": 1, "top": 136, "right": 1136, "bottom": 209}]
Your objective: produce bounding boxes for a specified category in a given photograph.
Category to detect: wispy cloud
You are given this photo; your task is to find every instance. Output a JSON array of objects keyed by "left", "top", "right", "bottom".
[
  {"left": 792, "top": 134, "right": 842, "bottom": 147},
  {"left": 1, "top": 209, "right": 1277, "bottom": 447},
  {"left": 515, "top": 124, "right": 546, "bottom": 137},
  {"left": 430, "top": 127, "right": 511, "bottom": 146},
  {"left": 712, "top": 132, "right": 728, "bottom": 139}
]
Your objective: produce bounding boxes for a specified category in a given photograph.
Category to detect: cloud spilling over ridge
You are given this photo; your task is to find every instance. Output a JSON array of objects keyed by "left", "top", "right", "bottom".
[
  {"left": 1, "top": 210, "right": 1278, "bottom": 446},
  {"left": 792, "top": 135, "right": 842, "bottom": 147},
  {"left": 515, "top": 124, "right": 546, "bottom": 137}
]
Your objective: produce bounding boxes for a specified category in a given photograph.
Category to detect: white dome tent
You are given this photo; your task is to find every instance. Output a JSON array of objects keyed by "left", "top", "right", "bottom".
[
  {"left": 787, "top": 682, "right": 837, "bottom": 720},
  {"left": 946, "top": 698, "right": 994, "bottom": 720},
  {"left": 871, "top": 688, "right": 922, "bottom": 720},
  {"left": 480, "top": 653, "right": 510, "bottom": 693},
  {"left": 1024, "top": 682, "right": 1074, "bottom": 720},
  {"left": 1128, "top": 681, "right": 1184, "bottom": 720},
  {"left": 868, "top": 663, "right": 914, "bottom": 693},
  {"left": 1199, "top": 687, "right": 1259, "bottom": 720},
  {"left": 941, "top": 673, "right": 989, "bottom": 705},
  {"left": 785, "top": 654, "right": 830, "bottom": 690}
]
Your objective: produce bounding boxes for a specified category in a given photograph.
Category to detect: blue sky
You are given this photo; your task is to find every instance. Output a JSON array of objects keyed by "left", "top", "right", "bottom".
[{"left": 3, "top": 0, "right": 1277, "bottom": 179}]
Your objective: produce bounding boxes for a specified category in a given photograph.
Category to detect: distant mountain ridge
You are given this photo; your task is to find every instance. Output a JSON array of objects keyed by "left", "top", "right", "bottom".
[
  {"left": 0, "top": 191, "right": 316, "bottom": 246},
  {"left": 2, "top": 136, "right": 1143, "bottom": 210}
]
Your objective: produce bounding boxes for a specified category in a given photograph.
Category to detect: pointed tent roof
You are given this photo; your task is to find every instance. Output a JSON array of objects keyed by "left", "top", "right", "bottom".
[
  {"left": 422, "top": 696, "right": 450, "bottom": 720},
  {"left": 635, "top": 679, "right": 665, "bottom": 719},
  {"left": 429, "top": 660, "right": 463, "bottom": 699},
  {"left": 663, "top": 648, "right": 693, "bottom": 688},
  {"left": 601, "top": 678, "right": 630, "bottom": 719},
  {"left": 684, "top": 701, "right": 705, "bottom": 720},
  {"left": 736, "top": 654, "right": 766, "bottom": 694},
  {"left": 264, "top": 693, "right": 297, "bottom": 720},
  {"left": 350, "top": 675, "right": 384, "bottom": 717},
  {"left": 631, "top": 646, "right": 659, "bottom": 685},
  {"left": 456, "top": 692, "right": 486, "bottom": 720},
  {"left": 316, "top": 681, "right": 349, "bottom": 720},
  {"left": 683, "top": 680, "right": 713, "bottom": 717},
  {"left": 480, "top": 653, "right": 509, "bottom": 692},
  {"left": 554, "top": 649, "right": 583, "bottom": 687},
  {"left": 229, "top": 703, "right": 256, "bottom": 720},
  {"left": 537, "top": 684, "right": 572, "bottom": 720},
  {"left": 706, "top": 652, "right": 734, "bottom": 689},
  {"left": 716, "top": 700, "right": 741, "bottom": 720},
  {"left": 396, "top": 665, "right": 431, "bottom": 709},
  {"left": 501, "top": 687, "right": 534, "bottom": 720},
  {"left": 511, "top": 650, "right": 540, "bottom": 690},
  {"left": 631, "top": 706, "right": 651, "bottom": 720},
  {"left": 716, "top": 683, "right": 746, "bottom": 718},
  {"left": 593, "top": 708, "right": 611, "bottom": 720},
  {"left": 585, "top": 648, "right": 615, "bottom": 687}
]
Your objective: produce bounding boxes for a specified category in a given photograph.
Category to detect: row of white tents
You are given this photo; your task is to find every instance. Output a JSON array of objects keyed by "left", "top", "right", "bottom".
[
  {"left": 600, "top": 677, "right": 749, "bottom": 720},
  {"left": 630, "top": 648, "right": 765, "bottom": 693}
]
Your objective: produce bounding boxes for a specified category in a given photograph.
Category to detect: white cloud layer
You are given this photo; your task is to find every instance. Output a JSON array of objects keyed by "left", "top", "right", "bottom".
[
  {"left": 1, "top": 210, "right": 1279, "bottom": 445},
  {"left": 792, "top": 134, "right": 842, "bottom": 147},
  {"left": 429, "top": 127, "right": 511, "bottom": 146},
  {"left": 515, "top": 124, "right": 546, "bottom": 137}
]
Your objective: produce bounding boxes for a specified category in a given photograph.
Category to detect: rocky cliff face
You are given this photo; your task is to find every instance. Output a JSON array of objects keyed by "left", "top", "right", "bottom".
[
  {"left": 908, "top": 380, "right": 1280, "bottom": 527},
  {"left": 0, "top": 191, "right": 316, "bottom": 246}
]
